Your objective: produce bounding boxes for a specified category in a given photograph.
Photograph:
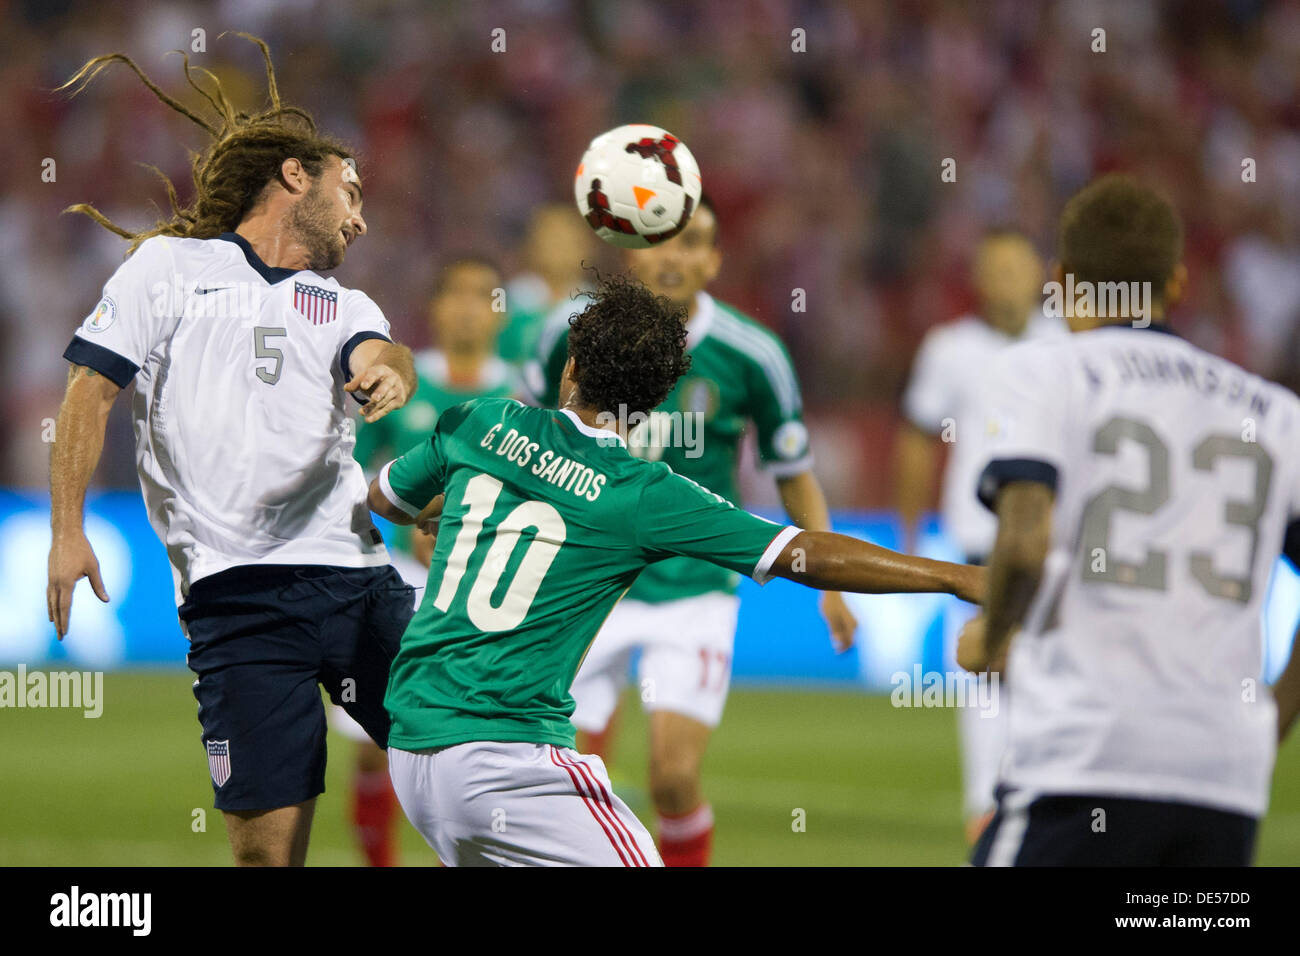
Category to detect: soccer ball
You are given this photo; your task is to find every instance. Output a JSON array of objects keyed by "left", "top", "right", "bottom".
[{"left": 574, "top": 124, "right": 703, "bottom": 248}]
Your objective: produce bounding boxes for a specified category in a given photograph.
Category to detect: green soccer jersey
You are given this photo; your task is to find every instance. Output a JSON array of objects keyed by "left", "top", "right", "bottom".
[
  {"left": 354, "top": 350, "right": 516, "bottom": 551},
  {"left": 380, "top": 397, "right": 795, "bottom": 751},
  {"left": 526, "top": 291, "right": 811, "bottom": 603}
]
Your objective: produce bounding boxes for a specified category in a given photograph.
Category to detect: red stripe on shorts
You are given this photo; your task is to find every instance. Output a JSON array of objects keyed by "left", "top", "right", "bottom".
[
  {"left": 548, "top": 745, "right": 633, "bottom": 866},
  {"left": 556, "top": 748, "right": 650, "bottom": 867}
]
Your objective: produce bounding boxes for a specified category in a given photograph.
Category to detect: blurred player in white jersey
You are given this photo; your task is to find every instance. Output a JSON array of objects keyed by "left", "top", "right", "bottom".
[
  {"left": 45, "top": 38, "right": 417, "bottom": 866},
  {"left": 961, "top": 174, "right": 1300, "bottom": 865},
  {"left": 895, "top": 230, "right": 1064, "bottom": 842}
]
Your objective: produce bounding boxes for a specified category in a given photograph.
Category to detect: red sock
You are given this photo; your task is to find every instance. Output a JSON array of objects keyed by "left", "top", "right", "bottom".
[
  {"left": 657, "top": 804, "right": 714, "bottom": 867},
  {"left": 352, "top": 769, "right": 398, "bottom": 867}
]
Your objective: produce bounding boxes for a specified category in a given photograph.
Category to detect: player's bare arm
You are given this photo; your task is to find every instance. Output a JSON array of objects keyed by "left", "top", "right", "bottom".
[
  {"left": 346, "top": 338, "right": 416, "bottom": 423},
  {"left": 893, "top": 422, "right": 939, "bottom": 552},
  {"left": 768, "top": 529, "right": 984, "bottom": 606},
  {"left": 47, "top": 364, "right": 121, "bottom": 638},
  {"left": 960, "top": 480, "right": 1054, "bottom": 672},
  {"left": 777, "top": 470, "right": 859, "bottom": 651},
  {"left": 367, "top": 476, "right": 442, "bottom": 529}
]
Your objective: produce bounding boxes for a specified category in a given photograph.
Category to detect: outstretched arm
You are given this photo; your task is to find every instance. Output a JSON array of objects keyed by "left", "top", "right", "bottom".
[
  {"left": 47, "top": 365, "right": 121, "bottom": 637},
  {"left": 346, "top": 338, "right": 416, "bottom": 423},
  {"left": 368, "top": 472, "right": 443, "bottom": 532},
  {"left": 767, "top": 529, "right": 984, "bottom": 605},
  {"left": 777, "top": 470, "right": 859, "bottom": 651}
]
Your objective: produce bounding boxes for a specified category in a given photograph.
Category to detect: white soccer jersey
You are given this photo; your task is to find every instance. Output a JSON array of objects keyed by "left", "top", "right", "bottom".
[
  {"left": 64, "top": 233, "right": 393, "bottom": 602},
  {"left": 902, "top": 311, "right": 1065, "bottom": 557},
  {"left": 975, "top": 324, "right": 1300, "bottom": 817}
]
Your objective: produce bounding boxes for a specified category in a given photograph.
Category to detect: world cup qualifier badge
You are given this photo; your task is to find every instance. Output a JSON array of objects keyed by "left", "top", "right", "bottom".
[
  {"left": 84, "top": 297, "right": 116, "bottom": 333},
  {"left": 206, "top": 739, "right": 231, "bottom": 787},
  {"left": 773, "top": 420, "right": 809, "bottom": 460}
]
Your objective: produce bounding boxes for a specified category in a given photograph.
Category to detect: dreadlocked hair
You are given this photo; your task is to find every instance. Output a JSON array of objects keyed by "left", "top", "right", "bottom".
[{"left": 58, "top": 32, "right": 352, "bottom": 254}]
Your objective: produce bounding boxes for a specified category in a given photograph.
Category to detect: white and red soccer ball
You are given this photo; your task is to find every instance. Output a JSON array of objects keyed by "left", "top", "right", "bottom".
[{"left": 574, "top": 124, "right": 703, "bottom": 248}]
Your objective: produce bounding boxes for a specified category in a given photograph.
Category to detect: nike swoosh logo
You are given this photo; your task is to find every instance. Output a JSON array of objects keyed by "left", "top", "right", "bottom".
[{"left": 194, "top": 287, "right": 229, "bottom": 295}]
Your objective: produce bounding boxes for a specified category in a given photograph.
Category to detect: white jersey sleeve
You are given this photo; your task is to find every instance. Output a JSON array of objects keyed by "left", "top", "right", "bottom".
[
  {"left": 336, "top": 289, "right": 393, "bottom": 382},
  {"left": 973, "top": 341, "right": 1073, "bottom": 510},
  {"left": 901, "top": 326, "right": 962, "bottom": 434},
  {"left": 64, "top": 236, "right": 180, "bottom": 387}
]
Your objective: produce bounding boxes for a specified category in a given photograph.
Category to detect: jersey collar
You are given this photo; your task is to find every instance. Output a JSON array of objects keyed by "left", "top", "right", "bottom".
[
  {"left": 559, "top": 407, "right": 627, "bottom": 447},
  {"left": 218, "top": 232, "right": 303, "bottom": 285},
  {"left": 1098, "top": 320, "right": 1180, "bottom": 338},
  {"left": 685, "top": 292, "right": 715, "bottom": 351}
]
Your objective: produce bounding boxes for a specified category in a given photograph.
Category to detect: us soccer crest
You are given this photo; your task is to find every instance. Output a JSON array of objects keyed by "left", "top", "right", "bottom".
[
  {"left": 206, "top": 739, "right": 232, "bottom": 787},
  {"left": 293, "top": 282, "right": 338, "bottom": 325}
]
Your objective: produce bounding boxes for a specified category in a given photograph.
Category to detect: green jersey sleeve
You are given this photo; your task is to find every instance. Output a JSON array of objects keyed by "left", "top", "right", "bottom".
[
  {"left": 381, "top": 401, "right": 474, "bottom": 516},
  {"left": 745, "top": 330, "right": 813, "bottom": 477},
  {"left": 636, "top": 465, "right": 800, "bottom": 585}
]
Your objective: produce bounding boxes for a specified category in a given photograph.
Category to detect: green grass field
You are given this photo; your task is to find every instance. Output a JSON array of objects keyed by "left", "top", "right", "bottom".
[{"left": 3, "top": 671, "right": 1299, "bottom": 865}]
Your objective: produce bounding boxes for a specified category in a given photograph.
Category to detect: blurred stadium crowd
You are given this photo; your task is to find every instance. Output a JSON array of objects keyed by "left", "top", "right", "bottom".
[{"left": 3, "top": 0, "right": 1300, "bottom": 507}]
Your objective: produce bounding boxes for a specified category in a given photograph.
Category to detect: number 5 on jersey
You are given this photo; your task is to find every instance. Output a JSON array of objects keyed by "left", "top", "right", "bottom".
[{"left": 254, "top": 326, "right": 287, "bottom": 385}]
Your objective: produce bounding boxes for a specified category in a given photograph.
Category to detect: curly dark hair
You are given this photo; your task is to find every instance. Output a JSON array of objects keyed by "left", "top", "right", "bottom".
[{"left": 566, "top": 272, "right": 692, "bottom": 419}]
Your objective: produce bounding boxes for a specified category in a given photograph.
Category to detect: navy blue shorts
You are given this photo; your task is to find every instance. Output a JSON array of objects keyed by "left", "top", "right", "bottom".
[
  {"left": 180, "top": 564, "right": 415, "bottom": 812},
  {"left": 971, "top": 788, "right": 1258, "bottom": 866}
]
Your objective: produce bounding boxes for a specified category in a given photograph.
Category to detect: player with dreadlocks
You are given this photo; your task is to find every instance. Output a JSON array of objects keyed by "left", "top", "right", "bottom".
[{"left": 46, "top": 34, "right": 418, "bottom": 866}]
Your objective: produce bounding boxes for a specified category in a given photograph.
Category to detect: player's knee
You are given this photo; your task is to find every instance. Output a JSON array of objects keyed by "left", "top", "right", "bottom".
[
  {"left": 648, "top": 756, "right": 701, "bottom": 812},
  {"left": 231, "top": 841, "right": 290, "bottom": 867}
]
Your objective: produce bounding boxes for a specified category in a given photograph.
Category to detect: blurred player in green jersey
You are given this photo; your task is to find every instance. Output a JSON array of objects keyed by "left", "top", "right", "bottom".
[
  {"left": 500, "top": 204, "right": 601, "bottom": 367},
  {"left": 370, "top": 272, "right": 982, "bottom": 866},
  {"left": 338, "top": 255, "right": 517, "bottom": 866},
  {"left": 525, "top": 195, "right": 855, "bottom": 865},
  {"left": 355, "top": 255, "right": 518, "bottom": 565}
]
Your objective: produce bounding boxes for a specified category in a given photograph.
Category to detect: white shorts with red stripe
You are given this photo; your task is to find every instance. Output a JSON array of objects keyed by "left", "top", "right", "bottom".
[
  {"left": 388, "top": 741, "right": 663, "bottom": 867},
  {"left": 570, "top": 592, "right": 741, "bottom": 732}
]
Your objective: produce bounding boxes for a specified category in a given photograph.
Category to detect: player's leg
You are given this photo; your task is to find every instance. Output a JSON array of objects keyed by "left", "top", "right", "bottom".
[
  {"left": 945, "top": 595, "right": 1005, "bottom": 843},
  {"left": 318, "top": 564, "right": 414, "bottom": 747},
  {"left": 639, "top": 592, "right": 739, "bottom": 866},
  {"left": 182, "top": 567, "right": 335, "bottom": 867},
  {"left": 318, "top": 565, "right": 415, "bottom": 867},
  {"left": 569, "top": 600, "right": 641, "bottom": 761},
  {"left": 223, "top": 800, "right": 317, "bottom": 867},
  {"left": 647, "top": 710, "right": 714, "bottom": 865},
  {"left": 389, "top": 742, "right": 662, "bottom": 867},
  {"left": 328, "top": 704, "right": 399, "bottom": 867},
  {"left": 958, "top": 700, "right": 1006, "bottom": 843}
]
